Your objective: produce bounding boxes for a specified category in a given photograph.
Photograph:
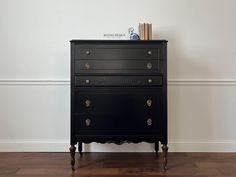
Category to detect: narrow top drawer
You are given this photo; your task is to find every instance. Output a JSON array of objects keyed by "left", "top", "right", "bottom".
[{"left": 74, "top": 45, "right": 160, "bottom": 60}]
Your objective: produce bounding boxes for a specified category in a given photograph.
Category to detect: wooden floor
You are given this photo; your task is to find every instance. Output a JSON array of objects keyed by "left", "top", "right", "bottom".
[{"left": 0, "top": 152, "right": 236, "bottom": 177}]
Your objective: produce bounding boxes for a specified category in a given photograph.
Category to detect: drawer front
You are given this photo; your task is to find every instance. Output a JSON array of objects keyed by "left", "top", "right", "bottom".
[
  {"left": 74, "top": 113, "right": 158, "bottom": 134},
  {"left": 75, "top": 60, "right": 162, "bottom": 74},
  {"left": 75, "top": 75, "right": 162, "bottom": 87},
  {"left": 75, "top": 45, "right": 160, "bottom": 60},
  {"left": 73, "top": 88, "right": 162, "bottom": 134}
]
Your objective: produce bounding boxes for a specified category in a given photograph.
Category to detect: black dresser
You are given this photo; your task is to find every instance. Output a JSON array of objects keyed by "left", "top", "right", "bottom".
[{"left": 70, "top": 40, "right": 168, "bottom": 170}]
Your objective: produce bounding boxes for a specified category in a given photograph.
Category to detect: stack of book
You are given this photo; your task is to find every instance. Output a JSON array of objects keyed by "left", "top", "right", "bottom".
[{"left": 139, "top": 23, "right": 152, "bottom": 40}]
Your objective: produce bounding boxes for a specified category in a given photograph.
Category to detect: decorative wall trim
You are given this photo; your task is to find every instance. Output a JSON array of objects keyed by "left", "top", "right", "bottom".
[
  {"left": 1, "top": 79, "right": 236, "bottom": 86},
  {"left": 0, "top": 140, "right": 236, "bottom": 152},
  {"left": 168, "top": 79, "right": 236, "bottom": 86},
  {"left": 0, "top": 79, "right": 70, "bottom": 85}
]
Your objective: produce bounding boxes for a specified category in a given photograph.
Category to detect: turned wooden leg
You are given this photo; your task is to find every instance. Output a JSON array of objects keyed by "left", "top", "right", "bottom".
[
  {"left": 155, "top": 142, "right": 159, "bottom": 155},
  {"left": 69, "top": 145, "right": 76, "bottom": 171},
  {"left": 78, "top": 142, "right": 83, "bottom": 156},
  {"left": 162, "top": 144, "right": 168, "bottom": 171}
]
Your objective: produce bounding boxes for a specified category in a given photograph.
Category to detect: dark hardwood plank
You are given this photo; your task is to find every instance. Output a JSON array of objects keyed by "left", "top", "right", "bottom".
[{"left": 1, "top": 152, "right": 236, "bottom": 177}]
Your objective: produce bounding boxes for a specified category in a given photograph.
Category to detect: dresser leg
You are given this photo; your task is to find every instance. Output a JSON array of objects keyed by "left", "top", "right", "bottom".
[
  {"left": 155, "top": 142, "right": 159, "bottom": 155},
  {"left": 162, "top": 144, "right": 168, "bottom": 171},
  {"left": 78, "top": 142, "right": 83, "bottom": 156},
  {"left": 69, "top": 145, "right": 76, "bottom": 171}
]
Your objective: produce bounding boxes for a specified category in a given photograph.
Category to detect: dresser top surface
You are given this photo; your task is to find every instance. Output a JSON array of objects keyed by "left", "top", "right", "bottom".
[{"left": 70, "top": 40, "right": 168, "bottom": 43}]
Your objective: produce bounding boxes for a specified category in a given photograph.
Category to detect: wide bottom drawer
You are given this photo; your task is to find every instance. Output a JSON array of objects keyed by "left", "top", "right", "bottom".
[
  {"left": 74, "top": 113, "right": 158, "bottom": 133},
  {"left": 72, "top": 87, "right": 164, "bottom": 135}
]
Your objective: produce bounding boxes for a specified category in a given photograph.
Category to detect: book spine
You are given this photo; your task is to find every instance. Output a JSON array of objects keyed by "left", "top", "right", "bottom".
[
  {"left": 149, "top": 23, "right": 152, "bottom": 40},
  {"left": 139, "top": 23, "right": 142, "bottom": 40},
  {"left": 142, "top": 23, "right": 145, "bottom": 40},
  {"left": 139, "top": 23, "right": 141, "bottom": 40},
  {"left": 145, "top": 23, "right": 148, "bottom": 40}
]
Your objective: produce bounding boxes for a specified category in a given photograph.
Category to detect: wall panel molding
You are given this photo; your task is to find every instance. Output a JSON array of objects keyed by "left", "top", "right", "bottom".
[
  {"left": 168, "top": 79, "right": 236, "bottom": 86},
  {"left": 0, "top": 79, "right": 70, "bottom": 85},
  {"left": 1, "top": 79, "right": 236, "bottom": 86}
]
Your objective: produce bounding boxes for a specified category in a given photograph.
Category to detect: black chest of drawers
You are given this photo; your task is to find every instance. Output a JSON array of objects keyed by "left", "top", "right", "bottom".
[{"left": 70, "top": 40, "right": 168, "bottom": 170}]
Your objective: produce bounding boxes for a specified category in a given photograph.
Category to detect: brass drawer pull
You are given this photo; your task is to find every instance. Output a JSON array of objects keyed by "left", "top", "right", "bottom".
[
  {"left": 86, "top": 50, "right": 91, "bottom": 55},
  {"left": 85, "top": 99, "right": 91, "bottom": 107},
  {"left": 147, "top": 118, "right": 152, "bottom": 126},
  {"left": 146, "top": 99, "right": 152, "bottom": 107},
  {"left": 148, "top": 79, "right": 152, "bottom": 83},
  {"left": 85, "top": 79, "right": 90, "bottom": 84},
  {"left": 147, "top": 62, "right": 152, "bottom": 69},
  {"left": 85, "top": 63, "right": 90, "bottom": 69},
  {"left": 85, "top": 119, "right": 91, "bottom": 126}
]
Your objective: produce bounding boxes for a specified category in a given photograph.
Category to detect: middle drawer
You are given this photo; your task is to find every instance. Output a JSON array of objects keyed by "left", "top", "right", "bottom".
[
  {"left": 75, "top": 75, "right": 162, "bottom": 87},
  {"left": 74, "top": 87, "right": 162, "bottom": 114}
]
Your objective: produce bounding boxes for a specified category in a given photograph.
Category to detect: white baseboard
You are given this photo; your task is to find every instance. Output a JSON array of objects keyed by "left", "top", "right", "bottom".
[
  {"left": 169, "top": 141, "right": 236, "bottom": 152},
  {"left": 0, "top": 140, "right": 68, "bottom": 152},
  {"left": 0, "top": 140, "right": 236, "bottom": 152}
]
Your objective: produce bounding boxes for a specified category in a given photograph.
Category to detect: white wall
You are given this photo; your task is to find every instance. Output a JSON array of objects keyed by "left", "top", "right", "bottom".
[{"left": 1, "top": 0, "right": 236, "bottom": 152}]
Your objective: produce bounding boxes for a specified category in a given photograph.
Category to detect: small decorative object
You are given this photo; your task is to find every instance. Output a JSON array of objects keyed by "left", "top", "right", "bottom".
[{"left": 128, "top": 27, "right": 140, "bottom": 40}]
